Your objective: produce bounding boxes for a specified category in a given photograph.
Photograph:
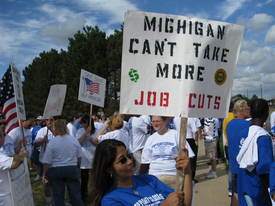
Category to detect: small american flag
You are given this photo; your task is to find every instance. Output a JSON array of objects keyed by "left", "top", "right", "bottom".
[
  {"left": 84, "top": 77, "right": 99, "bottom": 95},
  {"left": 0, "top": 65, "right": 19, "bottom": 134}
]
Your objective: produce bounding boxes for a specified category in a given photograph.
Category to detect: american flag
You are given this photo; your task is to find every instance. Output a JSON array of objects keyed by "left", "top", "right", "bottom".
[
  {"left": 84, "top": 77, "right": 99, "bottom": 95},
  {"left": 0, "top": 65, "right": 19, "bottom": 134}
]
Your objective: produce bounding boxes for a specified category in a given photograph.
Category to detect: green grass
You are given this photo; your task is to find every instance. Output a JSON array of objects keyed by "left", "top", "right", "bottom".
[{"left": 30, "top": 170, "right": 44, "bottom": 206}]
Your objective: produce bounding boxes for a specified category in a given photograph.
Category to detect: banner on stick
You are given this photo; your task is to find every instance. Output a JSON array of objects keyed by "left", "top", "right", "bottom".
[
  {"left": 43, "top": 84, "right": 67, "bottom": 119},
  {"left": 120, "top": 11, "right": 244, "bottom": 118},
  {"left": 11, "top": 66, "right": 26, "bottom": 120},
  {"left": 78, "top": 69, "right": 106, "bottom": 107}
]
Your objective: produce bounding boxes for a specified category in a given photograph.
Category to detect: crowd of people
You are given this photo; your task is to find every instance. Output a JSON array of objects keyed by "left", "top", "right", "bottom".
[{"left": 0, "top": 98, "right": 275, "bottom": 206}]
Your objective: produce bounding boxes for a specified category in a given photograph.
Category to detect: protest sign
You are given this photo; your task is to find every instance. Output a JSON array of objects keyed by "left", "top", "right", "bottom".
[
  {"left": 11, "top": 66, "right": 26, "bottom": 120},
  {"left": 78, "top": 69, "right": 106, "bottom": 107},
  {"left": 43, "top": 84, "right": 67, "bottom": 119},
  {"left": 120, "top": 11, "right": 244, "bottom": 118},
  {"left": 9, "top": 159, "right": 34, "bottom": 206}
]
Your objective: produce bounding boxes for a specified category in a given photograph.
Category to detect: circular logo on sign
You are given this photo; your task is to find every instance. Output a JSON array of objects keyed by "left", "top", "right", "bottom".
[{"left": 214, "top": 68, "right": 227, "bottom": 86}]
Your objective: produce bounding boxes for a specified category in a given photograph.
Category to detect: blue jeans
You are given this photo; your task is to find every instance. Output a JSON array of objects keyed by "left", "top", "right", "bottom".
[{"left": 48, "top": 166, "right": 84, "bottom": 206}]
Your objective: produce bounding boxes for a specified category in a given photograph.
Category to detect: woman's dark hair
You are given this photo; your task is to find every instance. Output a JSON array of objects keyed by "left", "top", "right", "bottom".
[
  {"left": 250, "top": 98, "right": 269, "bottom": 121},
  {"left": 92, "top": 139, "right": 126, "bottom": 206},
  {"left": 79, "top": 114, "right": 95, "bottom": 134}
]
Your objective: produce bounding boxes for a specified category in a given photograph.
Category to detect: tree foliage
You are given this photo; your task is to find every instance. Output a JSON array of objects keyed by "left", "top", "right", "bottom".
[{"left": 22, "top": 25, "right": 123, "bottom": 117}]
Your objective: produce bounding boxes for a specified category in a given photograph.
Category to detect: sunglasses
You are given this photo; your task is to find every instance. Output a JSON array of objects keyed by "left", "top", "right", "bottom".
[
  {"left": 115, "top": 153, "right": 133, "bottom": 164},
  {"left": 0, "top": 122, "right": 6, "bottom": 126}
]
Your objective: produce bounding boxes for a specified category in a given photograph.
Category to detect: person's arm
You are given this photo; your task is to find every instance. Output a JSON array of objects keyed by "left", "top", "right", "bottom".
[
  {"left": 78, "top": 127, "right": 91, "bottom": 145},
  {"left": 175, "top": 149, "right": 192, "bottom": 206},
  {"left": 160, "top": 191, "right": 184, "bottom": 206},
  {"left": 96, "top": 119, "right": 111, "bottom": 140},
  {"left": 88, "top": 137, "right": 98, "bottom": 145},
  {"left": 42, "top": 163, "right": 51, "bottom": 184},
  {"left": 33, "top": 135, "right": 48, "bottom": 147},
  {"left": 11, "top": 150, "right": 28, "bottom": 169},
  {"left": 34, "top": 129, "right": 49, "bottom": 147}
]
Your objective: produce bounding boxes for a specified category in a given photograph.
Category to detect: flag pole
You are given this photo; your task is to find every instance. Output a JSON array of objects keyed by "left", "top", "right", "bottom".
[
  {"left": 19, "top": 120, "right": 26, "bottom": 151},
  {"left": 89, "top": 104, "right": 93, "bottom": 127},
  {"left": 176, "top": 117, "right": 187, "bottom": 191}
]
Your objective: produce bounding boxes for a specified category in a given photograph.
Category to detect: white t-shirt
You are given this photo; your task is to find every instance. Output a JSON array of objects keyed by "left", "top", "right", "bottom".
[
  {"left": 94, "top": 122, "right": 104, "bottom": 135},
  {"left": 171, "top": 117, "right": 195, "bottom": 158},
  {"left": 67, "top": 122, "right": 77, "bottom": 138},
  {"left": 0, "top": 150, "right": 13, "bottom": 204},
  {"left": 98, "top": 129, "right": 131, "bottom": 151},
  {"left": 8, "top": 127, "right": 32, "bottom": 158},
  {"left": 173, "top": 117, "right": 198, "bottom": 139},
  {"left": 204, "top": 118, "right": 219, "bottom": 142},
  {"left": 270, "top": 111, "right": 275, "bottom": 128},
  {"left": 131, "top": 116, "right": 150, "bottom": 153},
  {"left": 193, "top": 118, "right": 202, "bottom": 129},
  {"left": 76, "top": 128, "right": 97, "bottom": 169},
  {"left": 1, "top": 135, "right": 15, "bottom": 156},
  {"left": 141, "top": 129, "right": 179, "bottom": 176},
  {"left": 122, "top": 121, "right": 130, "bottom": 136},
  {"left": 43, "top": 134, "right": 82, "bottom": 167},
  {"left": 34, "top": 127, "right": 55, "bottom": 163}
]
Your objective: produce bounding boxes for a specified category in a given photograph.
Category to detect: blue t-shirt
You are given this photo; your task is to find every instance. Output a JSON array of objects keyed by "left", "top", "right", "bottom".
[
  {"left": 227, "top": 119, "right": 251, "bottom": 174},
  {"left": 101, "top": 174, "right": 174, "bottom": 206},
  {"left": 238, "top": 135, "right": 273, "bottom": 206},
  {"left": 32, "top": 126, "right": 41, "bottom": 143},
  {"left": 269, "top": 162, "right": 275, "bottom": 197}
]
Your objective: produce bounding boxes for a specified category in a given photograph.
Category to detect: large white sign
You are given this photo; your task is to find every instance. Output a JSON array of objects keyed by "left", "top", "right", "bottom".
[
  {"left": 9, "top": 159, "right": 34, "bottom": 206},
  {"left": 120, "top": 11, "right": 244, "bottom": 118},
  {"left": 43, "top": 84, "right": 67, "bottom": 119},
  {"left": 78, "top": 69, "right": 106, "bottom": 107},
  {"left": 11, "top": 66, "right": 26, "bottom": 120}
]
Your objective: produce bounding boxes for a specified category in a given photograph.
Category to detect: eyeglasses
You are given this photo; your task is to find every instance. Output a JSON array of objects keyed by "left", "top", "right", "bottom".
[{"left": 115, "top": 153, "right": 133, "bottom": 164}]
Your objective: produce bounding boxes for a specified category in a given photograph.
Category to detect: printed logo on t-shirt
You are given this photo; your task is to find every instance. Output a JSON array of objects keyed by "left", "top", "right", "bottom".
[
  {"left": 151, "top": 142, "right": 177, "bottom": 160},
  {"left": 239, "top": 137, "right": 245, "bottom": 149},
  {"left": 134, "top": 193, "right": 165, "bottom": 206}
]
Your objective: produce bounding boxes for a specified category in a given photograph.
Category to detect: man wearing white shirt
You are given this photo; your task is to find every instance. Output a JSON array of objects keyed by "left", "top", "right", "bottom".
[
  {"left": 92, "top": 114, "right": 104, "bottom": 135},
  {"left": 0, "top": 129, "right": 28, "bottom": 206},
  {"left": 203, "top": 117, "right": 219, "bottom": 179},
  {"left": 7, "top": 114, "right": 34, "bottom": 158},
  {"left": 33, "top": 116, "right": 55, "bottom": 205},
  {"left": 75, "top": 114, "right": 97, "bottom": 203},
  {"left": 67, "top": 116, "right": 77, "bottom": 138}
]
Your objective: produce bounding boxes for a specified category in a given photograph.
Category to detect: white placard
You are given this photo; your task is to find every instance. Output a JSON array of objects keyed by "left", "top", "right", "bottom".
[
  {"left": 11, "top": 66, "right": 26, "bottom": 120},
  {"left": 78, "top": 69, "right": 106, "bottom": 107},
  {"left": 43, "top": 84, "right": 67, "bottom": 119},
  {"left": 120, "top": 11, "right": 244, "bottom": 118},
  {"left": 9, "top": 159, "right": 34, "bottom": 206}
]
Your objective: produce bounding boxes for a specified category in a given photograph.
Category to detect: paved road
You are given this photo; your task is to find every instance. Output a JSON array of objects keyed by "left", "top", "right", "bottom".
[{"left": 193, "top": 140, "right": 230, "bottom": 206}]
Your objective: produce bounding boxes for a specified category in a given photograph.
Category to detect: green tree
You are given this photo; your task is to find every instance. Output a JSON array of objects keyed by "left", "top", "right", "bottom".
[
  {"left": 22, "top": 25, "right": 124, "bottom": 118},
  {"left": 62, "top": 26, "right": 108, "bottom": 117},
  {"left": 104, "top": 28, "right": 123, "bottom": 115},
  {"left": 23, "top": 49, "right": 65, "bottom": 116}
]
